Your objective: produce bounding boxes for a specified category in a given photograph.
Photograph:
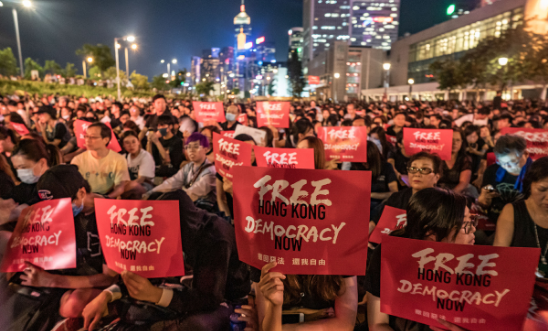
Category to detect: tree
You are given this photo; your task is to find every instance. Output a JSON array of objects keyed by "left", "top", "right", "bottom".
[
  {"left": 75, "top": 44, "right": 115, "bottom": 76},
  {"left": 151, "top": 75, "right": 168, "bottom": 91},
  {"left": 103, "top": 67, "right": 127, "bottom": 82},
  {"left": 24, "top": 58, "right": 44, "bottom": 80},
  {"left": 287, "top": 51, "right": 305, "bottom": 97},
  {"left": 195, "top": 81, "right": 215, "bottom": 96},
  {"left": 169, "top": 69, "right": 188, "bottom": 88},
  {"left": 267, "top": 78, "right": 276, "bottom": 96},
  {"left": 0, "top": 47, "right": 18, "bottom": 76},
  {"left": 44, "top": 60, "right": 63, "bottom": 75},
  {"left": 130, "top": 71, "right": 150, "bottom": 90},
  {"left": 429, "top": 58, "right": 464, "bottom": 92},
  {"left": 64, "top": 62, "right": 77, "bottom": 78}
]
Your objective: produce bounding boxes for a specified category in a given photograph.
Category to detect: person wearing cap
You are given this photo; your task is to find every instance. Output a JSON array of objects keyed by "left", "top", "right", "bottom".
[
  {"left": 11, "top": 165, "right": 116, "bottom": 327},
  {"left": 35, "top": 105, "right": 70, "bottom": 149},
  {"left": 71, "top": 123, "right": 130, "bottom": 199}
]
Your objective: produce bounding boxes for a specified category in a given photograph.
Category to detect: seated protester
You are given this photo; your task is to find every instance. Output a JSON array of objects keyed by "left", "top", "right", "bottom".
[
  {"left": 464, "top": 125, "right": 487, "bottom": 181},
  {"left": 129, "top": 104, "right": 145, "bottom": 130},
  {"left": 370, "top": 126, "right": 394, "bottom": 157},
  {"left": 147, "top": 114, "right": 184, "bottom": 178},
  {"left": 179, "top": 115, "right": 197, "bottom": 141},
  {"left": 350, "top": 141, "right": 398, "bottom": 212},
  {"left": 367, "top": 187, "right": 476, "bottom": 331},
  {"left": 259, "top": 126, "right": 274, "bottom": 147},
  {"left": 216, "top": 134, "right": 256, "bottom": 219},
  {"left": 109, "top": 102, "right": 123, "bottom": 129},
  {"left": 140, "top": 94, "right": 171, "bottom": 137},
  {"left": 200, "top": 125, "right": 221, "bottom": 164},
  {"left": 0, "top": 126, "right": 18, "bottom": 171},
  {"left": 147, "top": 133, "right": 217, "bottom": 212},
  {"left": 370, "top": 152, "right": 443, "bottom": 236},
  {"left": 121, "top": 131, "right": 155, "bottom": 198},
  {"left": 0, "top": 153, "right": 15, "bottom": 199},
  {"left": 10, "top": 139, "right": 58, "bottom": 206},
  {"left": 284, "top": 118, "right": 315, "bottom": 148},
  {"left": 35, "top": 106, "right": 70, "bottom": 149},
  {"left": 81, "top": 189, "right": 251, "bottom": 331},
  {"left": 297, "top": 136, "right": 326, "bottom": 170},
  {"left": 494, "top": 156, "right": 548, "bottom": 277},
  {"left": 220, "top": 104, "right": 240, "bottom": 131},
  {"left": 385, "top": 111, "right": 406, "bottom": 136},
  {"left": 478, "top": 134, "right": 532, "bottom": 225},
  {"left": 324, "top": 113, "right": 339, "bottom": 127},
  {"left": 386, "top": 130, "right": 410, "bottom": 187},
  {"left": 438, "top": 129, "right": 475, "bottom": 197},
  {"left": 71, "top": 123, "right": 130, "bottom": 199}
]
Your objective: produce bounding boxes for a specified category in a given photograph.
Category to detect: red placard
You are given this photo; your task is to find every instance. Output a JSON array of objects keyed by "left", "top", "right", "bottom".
[
  {"left": 213, "top": 132, "right": 252, "bottom": 179},
  {"left": 369, "top": 206, "right": 406, "bottom": 244},
  {"left": 486, "top": 152, "right": 497, "bottom": 167},
  {"left": 238, "top": 113, "right": 248, "bottom": 125},
  {"left": 94, "top": 199, "right": 185, "bottom": 278},
  {"left": 308, "top": 76, "right": 320, "bottom": 85},
  {"left": 0, "top": 198, "right": 76, "bottom": 272},
  {"left": 254, "top": 146, "right": 315, "bottom": 169},
  {"left": 192, "top": 102, "right": 226, "bottom": 123},
  {"left": 74, "top": 120, "right": 122, "bottom": 153},
  {"left": 386, "top": 135, "right": 397, "bottom": 146},
  {"left": 221, "top": 131, "right": 235, "bottom": 139},
  {"left": 380, "top": 236, "right": 539, "bottom": 330},
  {"left": 232, "top": 166, "right": 371, "bottom": 275},
  {"left": 500, "top": 128, "right": 548, "bottom": 160},
  {"left": 403, "top": 128, "right": 453, "bottom": 161},
  {"left": 10, "top": 122, "right": 29, "bottom": 136},
  {"left": 256, "top": 101, "right": 290, "bottom": 128},
  {"left": 317, "top": 126, "right": 368, "bottom": 162}
]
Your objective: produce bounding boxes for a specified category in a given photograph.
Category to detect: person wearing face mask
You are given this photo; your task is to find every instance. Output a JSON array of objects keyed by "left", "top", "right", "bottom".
[
  {"left": 35, "top": 106, "right": 70, "bottom": 149},
  {"left": 148, "top": 115, "right": 184, "bottom": 178},
  {"left": 221, "top": 104, "right": 241, "bottom": 131}
]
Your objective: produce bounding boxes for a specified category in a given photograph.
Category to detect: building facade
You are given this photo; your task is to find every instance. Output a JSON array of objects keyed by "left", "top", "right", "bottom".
[
  {"left": 349, "top": 0, "right": 401, "bottom": 50},
  {"left": 288, "top": 27, "right": 304, "bottom": 61}
]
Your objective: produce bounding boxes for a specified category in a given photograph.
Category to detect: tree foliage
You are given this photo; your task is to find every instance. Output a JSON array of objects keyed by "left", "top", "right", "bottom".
[
  {"left": 195, "top": 81, "right": 215, "bottom": 96},
  {"left": 130, "top": 71, "right": 150, "bottom": 90},
  {"left": 151, "top": 75, "right": 168, "bottom": 91},
  {"left": 169, "top": 69, "right": 188, "bottom": 88},
  {"left": 288, "top": 51, "right": 305, "bottom": 98},
  {"left": 24, "top": 58, "right": 44, "bottom": 80},
  {"left": 44, "top": 60, "right": 63, "bottom": 75},
  {"left": 75, "top": 44, "right": 115, "bottom": 75},
  {"left": 0, "top": 47, "right": 18, "bottom": 76},
  {"left": 64, "top": 63, "right": 77, "bottom": 78}
]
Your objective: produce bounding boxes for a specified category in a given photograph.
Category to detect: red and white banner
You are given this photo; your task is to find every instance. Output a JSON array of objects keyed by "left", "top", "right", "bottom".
[
  {"left": 94, "top": 199, "right": 185, "bottom": 278},
  {"left": 233, "top": 166, "right": 371, "bottom": 275},
  {"left": 380, "top": 236, "right": 539, "bottom": 330},
  {"left": 238, "top": 113, "right": 248, "bottom": 125},
  {"left": 386, "top": 135, "right": 398, "bottom": 146},
  {"left": 74, "top": 120, "right": 122, "bottom": 153},
  {"left": 369, "top": 206, "right": 406, "bottom": 244},
  {"left": 0, "top": 198, "right": 76, "bottom": 272},
  {"left": 192, "top": 102, "right": 226, "bottom": 123},
  {"left": 213, "top": 132, "right": 253, "bottom": 179},
  {"left": 254, "top": 146, "right": 315, "bottom": 169},
  {"left": 317, "top": 126, "right": 368, "bottom": 162},
  {"left": 221, "top": 131, "right": 235, "bottom": 139},
  {"left": 256, "top": 101, "right": 290, "bottom": 128},
  {"left": 308, "top": 76, "right": 320, "bottom": 85},
  {"left": 10, "top": 122, "right": 29, "bottom": 136},
  {"left": 500, "top": 128, "right": 548, "bottom": 160},
  {"left": 403, "top": 128, "right": 453, "bottom": 160}
]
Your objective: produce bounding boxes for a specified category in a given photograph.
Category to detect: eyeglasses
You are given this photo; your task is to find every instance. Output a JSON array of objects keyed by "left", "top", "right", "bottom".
[
  {"left": 461, "top": 215, "right": 479, "bottom": 234},
  {"left": 497, "top": 154, "right": 522, "bottom": 168},
  {"left": 407, "top": 167, "right": 434, "bottom": 175},
  {"left": 184, "top": 145, "right": 202, "bottom": 151}
]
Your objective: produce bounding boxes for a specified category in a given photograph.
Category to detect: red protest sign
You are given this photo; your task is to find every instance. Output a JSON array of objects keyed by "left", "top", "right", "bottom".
[
  {"left": 74, "top": 120, "right": 122, "bottom": 153},
  {"left": 94, "top": 199, "right": 185, "bottom": 278},
  {"left": 380, "top": 236, "right": 539, "bottom": 331},
  {"left": 192, "top": 102, "right": 226, "bottom": 123},
  {"left": 524, "top": 280, "right": 548, "bottom": 331},
  {"left": 221, "top": 131, "right": 235, "bottom": 139},
  {"left": 403, "top": 128, "right": 453, "bottom": 160},
  {"left": 256, "top": 101, "right": 290, "bottom": 128},
  {"left": 386, "top": 135, "right": 397, "bottom": 146},
  {"left": 500, "top": 128, "right": 548, "bottom": 160},
  {"left": 238, "top": 113, "right": 248, "bottom": 125},
  {"left": 369, "top": 206, "right": 406, "bottom": 244},
  {"left": 213, "top": 132, "right": 252, "bottom": 179},
  {"left": 254, "top": 146, "right": 315, "bottom": 170},
  {"left": 317, "top": 126, "right": 368, "bottom": 162},
  {"left": 232, "top": 166, "right": 371, "bottom": 275},
  {"left": 0, "top": 198, "right": 76, "bottom": 272},
  {"left": 10, "top": 122, "right": 29, "bottom": 136}
]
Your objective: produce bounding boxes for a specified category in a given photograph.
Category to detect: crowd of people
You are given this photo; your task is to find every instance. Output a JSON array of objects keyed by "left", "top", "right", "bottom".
[{"left": 0, "top": 91, "right": 547, "bottom": 331}]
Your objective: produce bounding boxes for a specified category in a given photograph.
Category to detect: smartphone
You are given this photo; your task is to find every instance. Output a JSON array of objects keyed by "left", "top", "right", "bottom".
[{"left": 282, "top": 313, "right": 305, "bottom": 324}]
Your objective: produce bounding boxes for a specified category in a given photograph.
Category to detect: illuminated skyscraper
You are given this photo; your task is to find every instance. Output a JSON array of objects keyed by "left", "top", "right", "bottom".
[
  {"left": 350, "top": 0, "right": 401, "bottom": 50},
  {"left": 288, "top": 27, "right": 304, "bottom": 61},
  {"left": 234, "top": 0, "right": 252, "bottom": 51}
]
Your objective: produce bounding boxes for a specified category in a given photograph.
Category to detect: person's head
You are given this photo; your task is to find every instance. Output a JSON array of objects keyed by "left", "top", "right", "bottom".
[
  {"left": 497, "top": 114, "right": 512, "bottom": 129},
  {"left": 234, "top": 133, "right": 257, "bottom": 164},
  {"left": 407, "top": 152, "right": 443, "bottom": 193},
  {"left": 347, "top": 104, "right": 356, "bottom": 116},
  {"left": 393, "top": 112, "right": 406, "bottom": 128},
  {"left": 393, "top": 188, "right": 474, "bottom": 245},
  {"left": 464, "top": 125, "right": 480, "bottom": 145},
  {"left": 451, "top": 128, "right": 467, "bottom": 155},
  {"left": 157, "top": 114, "right": 175, "bottom": 137},
  {"left": 226, "top": 105, "right": 239, "bottom": 122},
  {"left": 185, "top": 132, "right": 209, "bottom": 164},
  {"left": 61, "top": 107, "right": 72, "bottom": 120},
  {"left": 37, "top": 105, "right": 56, "bottom": 123},
  {"left": 494, "top": 134, "right": 528, "bottom": 175},
  {"left": 119, "top": 111, "right": 130, "bottom": 125},
  {"left": 199, "top": 125, "right": 220, "bottom": 147},
  {"left": 364, "top": 141, "right": 383, "bottom": 178},
  {"left": 152, "top": 94, "right": 167, "bottom": 115},
  {"left": 0, "top": 126, "right": 18, "bottom": 153},
  {"left": 292, "top": 118, "right": 315, "bottom": 144},
  {"left": 85, "top": 111, "right": 98, "bottom": 122},
  {"left": 111, "top": 102, "right": 123, "bottom": 117},
  {"left": 479, "top": 125, "right": 491, "bottom": 139},
  {"left": 259, "top": 126, "right": 274, "bottom": 147},
  {"left": 37, "top": 164, "right": 91, "bottom": 216},
  {"left": 326, "top": 114, "right": 339, "bottom": 127},
  {"left": 524, "top": 157, "right": 548, "bottom": 211},
  {"left": 11, "top": 139, "right": 51, "bottom": 184},
  {"left": 129, "top": 105, "right": 141, "bottom": 118},
  {"left": 85, "top": 123, "right": 111, "bottom": 151},
  {"left": 429, "top": 114, "right": 442, "bottom": 128},
  {"left": 121, "top": 131, "right": 141, "bottom": 155},
  {"left": 297, "top": 136, "right": 326, "bottom": 170}
]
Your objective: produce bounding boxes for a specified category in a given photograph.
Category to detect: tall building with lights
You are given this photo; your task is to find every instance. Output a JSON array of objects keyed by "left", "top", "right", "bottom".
[
  {"left": 349, "top": 0, "right": 401, "bottom": 50},
  {"left": 234, "top": 0, "right": 252, "bottom": 51},
  {"left": 288, "top": 27, "right": 304, "bottom": 61}
]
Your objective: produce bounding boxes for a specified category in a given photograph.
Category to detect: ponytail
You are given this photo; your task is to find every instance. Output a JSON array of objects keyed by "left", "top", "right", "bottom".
[{"left": 45, "top": 144, "right": 62, "bottom": 166}]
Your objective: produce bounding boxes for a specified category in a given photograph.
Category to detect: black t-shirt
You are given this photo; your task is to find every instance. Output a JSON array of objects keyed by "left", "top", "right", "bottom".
[
  {"left": 144, "top": 110, "right": 172, "bottom": 131},
  {"left": 387, "top": 149, "right": 409, "bottom": 176},
  {"left": 481, "top": 164, "right": 524, "bottom": 223},
  {"left": 221, "top": 121, "right": 239, "bottom": 131},
  {"left": 152, "top": 135, "right": 184, "bottom": 176},
  {"left": 438, "top": 154, "right": 472, "bottom": 190},
  {"left": 351, "top": 162, "right": 397, "bottom": 195},
  {"left": 45, "top": 122, "right": 69, "bottom": 149},
  {"left": 0, "top": 170, "right": 14, "bottom": 199},
  {"left": 10, "top": 182, "right": 40, "bottom": 205},
  {"left": 386, "top": 126, "right": 401, "bottom": 137},
  {"left": 371, "top": 187, "right": 413, "bottom": 224},
  {"left": 467, "top": 138, "right": 485, "bottom": 176}
]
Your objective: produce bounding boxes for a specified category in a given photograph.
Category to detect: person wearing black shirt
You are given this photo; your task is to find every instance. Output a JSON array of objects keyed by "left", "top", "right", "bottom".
[
  {"left": 148, "top": 115, "right": 184, "bottom": 178},
  {"left": 109, "top": 102, "right": 123, "bottom": 129},
  {"left": 438, "top": 129, "right": 473, "bottom": 195},
  {"left": 387, "top": 130, "right": 410, "bottom": 188},
  {"left": 493, "top": 91, "right": 502, "bottom": 110},
  {"left": 385, "top": 112, "right": 406, "bottom": 136},
  {"left": 138, "top": 94, "right": 172, "bottom": 143},
  {"left": 35, "top": 106, "right": 70, "bottom": 149},
  {"left": 220, "top": 104, "right": 240, "bottom": 131}
]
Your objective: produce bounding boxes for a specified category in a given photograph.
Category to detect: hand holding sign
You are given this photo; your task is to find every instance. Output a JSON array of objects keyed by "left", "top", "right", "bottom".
[
  {"left": 20, "top": 261, "right": 57, "bottom": 287},
  {"left": 122, "top": 270, "right": 163, "bottom": 303},
  {"left": 259, "top": 262, "right": 286, "bottom": 307}
]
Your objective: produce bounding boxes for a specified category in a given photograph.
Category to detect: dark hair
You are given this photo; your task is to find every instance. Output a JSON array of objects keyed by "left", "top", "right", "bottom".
[
  {"left": 121, "top": 130, "right": 139, "bottom": 142},
  {"left": 234, "top": 133, "right": 256, "bottom": 144},
  {"left": 352, "top": 116, "right": 372, "bottom": 127},
  {"left": 200, "top": 125, "right": 221, "bottom": 136},
  {"left": 300, "top": 136, "right": 325, "bottom": 170},
  {"left": 325, "top": 114, "right": 339, "bottom": 127},
  {"left": 452, "top": 128, "right": 468, "bottom": 157},
  {"left": 463, "top": 125, "right": 479, "bottom": 138},
  {"left": 370, "top": 126, "right": 392, "bottom": 156},
  {"left": 152, "top": 94, "right": 166, "bottom": 103},
  {"left": 259, "top": 126, "right": 274, "bottom": 147},
  {"left": 523, "top": 156, "right": 548, "bottom": 198},
  {"left": 158, "top": 114, "right": 175, "bottom": 127},
  {"left": 112, "top": 102, "right": 123, "bottom": 111},
  {"left": 392, "top": 188, "right": 466, "bottom": 242},
  {"left": 494, "top": 134, "right": 527, "bottom": 157},
  {"left": 291, "top": 119, "right": 314, "bottom": 146},
  {"left": 88, "top": 122, "right": 112, "bottom": 144},
  {"left": 122, "top": 120, "right": 140, "bottom": 135},
  {"left": 0, "top": 126, "right": 19, "bottom": 144},
  {"left": 363, "top": 141, "right": 382, "bottom": 179},
  {"left": 407, "top": 152, "right": 443, "bottom": 176},
  {"left": 12, "top": 139, "right": 58, "bottom": 166}
]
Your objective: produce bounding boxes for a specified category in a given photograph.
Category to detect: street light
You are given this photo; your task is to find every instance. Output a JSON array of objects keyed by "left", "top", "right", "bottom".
[
  {"left": 82, "top": 56, "right": 93, "bottom": 78},
  {"left": 383, "top": 63, "right": 391, "bottom": 71},
  {"left": 334, "top": 73, "right": 340, "bottom": 103},
  {"left": 126, "top": 35, "right": 135, "bottom": 42},
  {"left": 186, "top": 72, "right": 191, "bottom": 77},
  {"left": 172, "top": 59, "right": 177, "bottom": 64},
  {"left": 22, "top": 0, "right": 32, "bottom": 8},
  {"left": 2, "top": 1, "right": 33, "bottom": 77},
  {"left": 383, "top": 63, "right": 391, "bottom": 100},
  {"left": 408, "top": 78, "right": 415, "bottom": 99},
  {"left": 131, "top": 44, "right": 137, "bottom": 50},
  {"left": 498, "top": 57, "right": 508, "bottom": 66}
]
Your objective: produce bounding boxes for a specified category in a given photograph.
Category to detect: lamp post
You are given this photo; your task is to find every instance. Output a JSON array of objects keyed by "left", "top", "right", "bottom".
[
  {"left": 408, "top": 78, "right": 415, "bottom": 99},
  {"left": 1, "top": 0, "right": 33, "bottom": 77},
  {"left": 114, "top": 35, "right": 136, "bottom": 100},
  {"left": 383, "top": 62, "right": 391, "bottom": 101},
  {"left": 334, "top": 72, "right": 340, "bottom": 103},
  {"left": 83, "top": 57, "right": 93, "bottom": 78}
]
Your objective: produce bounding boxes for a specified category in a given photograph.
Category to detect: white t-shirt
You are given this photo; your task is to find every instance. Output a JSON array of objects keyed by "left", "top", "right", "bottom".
[
  {"left": 126, "top": 149, "right": 155, "bottom": 180},
  {"left": 131, "top": 116, "right": 145, "bottom": 130}
]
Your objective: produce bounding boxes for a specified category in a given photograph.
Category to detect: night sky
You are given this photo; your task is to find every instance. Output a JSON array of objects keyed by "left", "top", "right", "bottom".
[{"left": 0, "top": 0, "right": 451, "bottom": 79}]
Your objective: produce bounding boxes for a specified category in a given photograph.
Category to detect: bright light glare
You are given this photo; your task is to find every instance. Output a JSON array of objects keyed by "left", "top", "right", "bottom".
[
  {"left": 0, "top": 2, "right": 4, "bottom": 7},
  {"left": 160, "top": 59, "right": 165, "bottom": 63},
  {"left": 383, "top": 63, "right": 391, "bottom": 70},
  {"left": 115, "top": 43, "right": 121, "bottom": 49},
  {"left": 498, "top": 57, "right": 508, "bottom": 66},
  {"left": 126, "top": 35, "right": 136, "bottom": 42},
  {"left": 131, "top": 44, "right": 137, "bottom": 50},
  {"left": 23, "top": 0, "right": 32, "bottom": 8},
  {"left": 162, "top": 73, "right": 168, "bottom": 78},
  {"left": 408, "top": 78, "right": 415, "bottom": 85},
  {"left": 186, "top": 72, "right": 191, "bottom": 77},
  {"left": 87, "top": 57, "right": 93, "bottom": 63},
  {"left": 334, "top": 73, "right": 340, "bottom": 79},
  {"left": 172, "top": 59, "right": 177, "bottom": 64}
]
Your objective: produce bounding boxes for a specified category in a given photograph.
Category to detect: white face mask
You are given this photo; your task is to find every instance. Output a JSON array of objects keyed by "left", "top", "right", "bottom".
[
  {"left": 17, "top": 168, "right": 40, "bottom": 184},
  {"left": 62, "top": 115, "right": 70, "bottom": 120}
]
